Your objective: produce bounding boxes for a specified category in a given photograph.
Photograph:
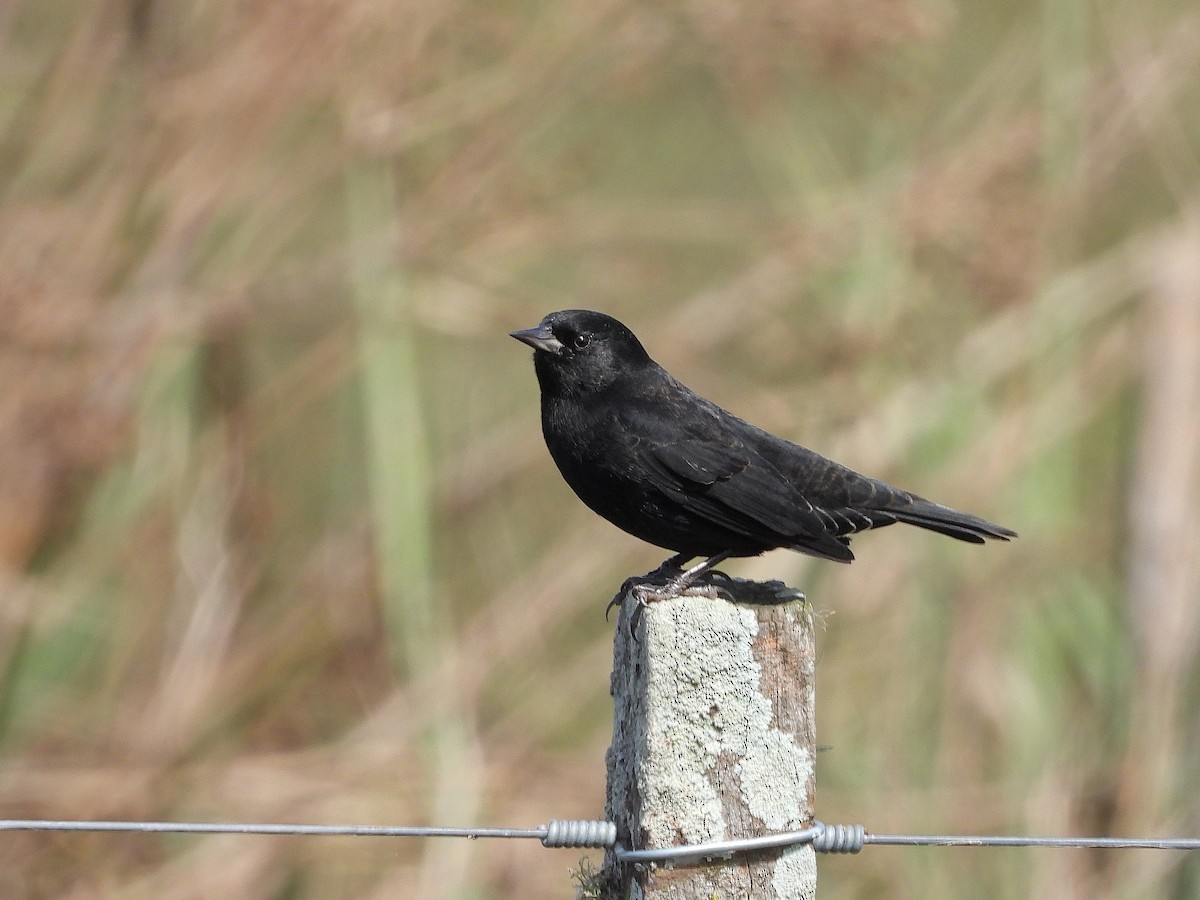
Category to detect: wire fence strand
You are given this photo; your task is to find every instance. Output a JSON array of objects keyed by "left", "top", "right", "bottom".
[
  {"left": 0, "top": 820, "right": 546, "bottom": 840},
  {"left": 3, "top": 817, "right": 1199, "bottom": 861},
  {"left": 865, "top": 833, "right": 1200, "bottom": 851}
]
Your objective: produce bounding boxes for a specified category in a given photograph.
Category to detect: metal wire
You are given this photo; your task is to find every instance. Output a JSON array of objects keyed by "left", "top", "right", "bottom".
[
  {"left": 0, "top": 820, "right": 544, "bottom": 839},
  {"left": 613, "top": 826, "right": 823, "bottom": 864},
  {"left": 615, "top": 822, "right": 1200, "bottom": 864},
  {"left": 3, "top": 817, "right": 1199, "bottom": 861},
  {"left": 542, "top": 819, "right": 617, "bottom": 848},
  {"left": 812, "top": 822, "right": 865, "bottom": 853},
  {"left": 864, "top": 832, "right": 1200, "bottom": 851},
  {"left": 0, "top": 819, "right": 614, "bottom": 848}
]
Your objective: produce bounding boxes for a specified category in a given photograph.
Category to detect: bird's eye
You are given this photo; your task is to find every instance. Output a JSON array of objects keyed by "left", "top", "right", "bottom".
[{"left": 571, "top": 333, "right": 591, "bottom": 350}]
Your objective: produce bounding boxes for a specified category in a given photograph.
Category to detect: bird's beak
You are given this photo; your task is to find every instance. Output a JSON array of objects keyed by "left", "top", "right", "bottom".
[{"left": 509, "top": 322, "right": 565, "bottom": 355}]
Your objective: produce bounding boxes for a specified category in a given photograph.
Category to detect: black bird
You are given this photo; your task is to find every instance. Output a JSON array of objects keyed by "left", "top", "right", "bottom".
[{"left": 511, "top": 309, "right": 1015, "bottom": 595}]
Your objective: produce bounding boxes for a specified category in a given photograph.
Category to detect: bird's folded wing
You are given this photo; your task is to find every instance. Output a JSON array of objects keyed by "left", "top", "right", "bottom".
[{"left": 641, "top": 438, "right": 829, "bottom": 542}]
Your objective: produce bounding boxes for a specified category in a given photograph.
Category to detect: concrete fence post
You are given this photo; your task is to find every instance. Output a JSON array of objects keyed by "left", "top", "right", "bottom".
[{"left": 603, "top": 582, "right": 817, "bottom": 899}]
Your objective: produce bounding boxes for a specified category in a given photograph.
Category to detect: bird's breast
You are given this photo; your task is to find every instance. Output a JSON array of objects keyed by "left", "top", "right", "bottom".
[{"left": 541, "top": 397, "right": 630, "bottom": 477}]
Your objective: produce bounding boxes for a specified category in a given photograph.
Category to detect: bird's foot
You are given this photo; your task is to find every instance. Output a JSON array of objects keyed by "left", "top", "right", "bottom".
[
  {"left": 606, "top": 577, "right": 681, "bottom": 623},
  {"left": 625, "top": 579, "right": 730, "bottom": 635},
  {"left": 608, "top": 549, "right": 803, "bottom": 634},
  {"left": 607, "top": 567, "right": 739, "bottom": 629},
  {"left": 635, "top": 574, "right": 737, "bottom": 605},
  {"left": 609, "top": 570, "right": 805, "bottom": 622},
  {"left": 713, "top": 575, "right": 805, "bottom": 606}
]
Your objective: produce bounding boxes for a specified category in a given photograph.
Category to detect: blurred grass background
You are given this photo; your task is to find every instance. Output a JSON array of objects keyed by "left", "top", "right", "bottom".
[{"left": 0, "top": 0, "right": 1198, "bottom": 897}]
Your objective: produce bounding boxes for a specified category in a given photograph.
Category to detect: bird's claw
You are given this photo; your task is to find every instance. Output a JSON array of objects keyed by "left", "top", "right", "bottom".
[
  {"left": 623, "top": 580, "right": 677, "bottom": 636},
  {"left": 626, "top": 578, "right": 737, "bottom": 634},
  {"left": 727, "top": 579, "right": 806, "bottom": 605},
  {"left": 607, "top": 575, "right": 653, "bottom": 621},
  {"left": 609, "top": 571, "right": 743, "bottom": 634},
  {"left": 609, "top": 572, "right": 804, "bottom": 626},
  {"left": 605, "top": 586, "right": 631, "bottom": 622},
  {"left": 627, "top": 586, "right": 653, "bottom": 636},
  {"left": 691, "top": 581, "right": 737, "bottom": 603},
  {"left": 607, "top": 578, "right": 679, "bottom": 635}
]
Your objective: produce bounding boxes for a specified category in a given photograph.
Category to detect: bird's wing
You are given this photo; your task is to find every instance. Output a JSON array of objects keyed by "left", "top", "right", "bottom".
[
  {"left": 644, "top": 440, "right": 788, "bottom": 530},
  {"left": 627, "top": 403, "right": 855, "bottom": 560}
]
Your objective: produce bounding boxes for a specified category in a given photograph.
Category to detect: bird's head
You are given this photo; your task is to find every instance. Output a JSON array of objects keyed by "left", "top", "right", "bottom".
[{"left": 510, "top": 309, "right": 652, "bottom": 397}]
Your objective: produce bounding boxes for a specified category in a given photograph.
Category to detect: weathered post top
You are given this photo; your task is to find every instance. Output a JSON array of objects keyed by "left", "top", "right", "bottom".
[{"left": 602, "top": 580, "right": 817, "bottom": 899}]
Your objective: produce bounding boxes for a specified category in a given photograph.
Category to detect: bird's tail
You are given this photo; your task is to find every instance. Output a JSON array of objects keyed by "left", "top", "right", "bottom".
[{"left": 890, "top": 500, "right": 1017, "bottom": 545}]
